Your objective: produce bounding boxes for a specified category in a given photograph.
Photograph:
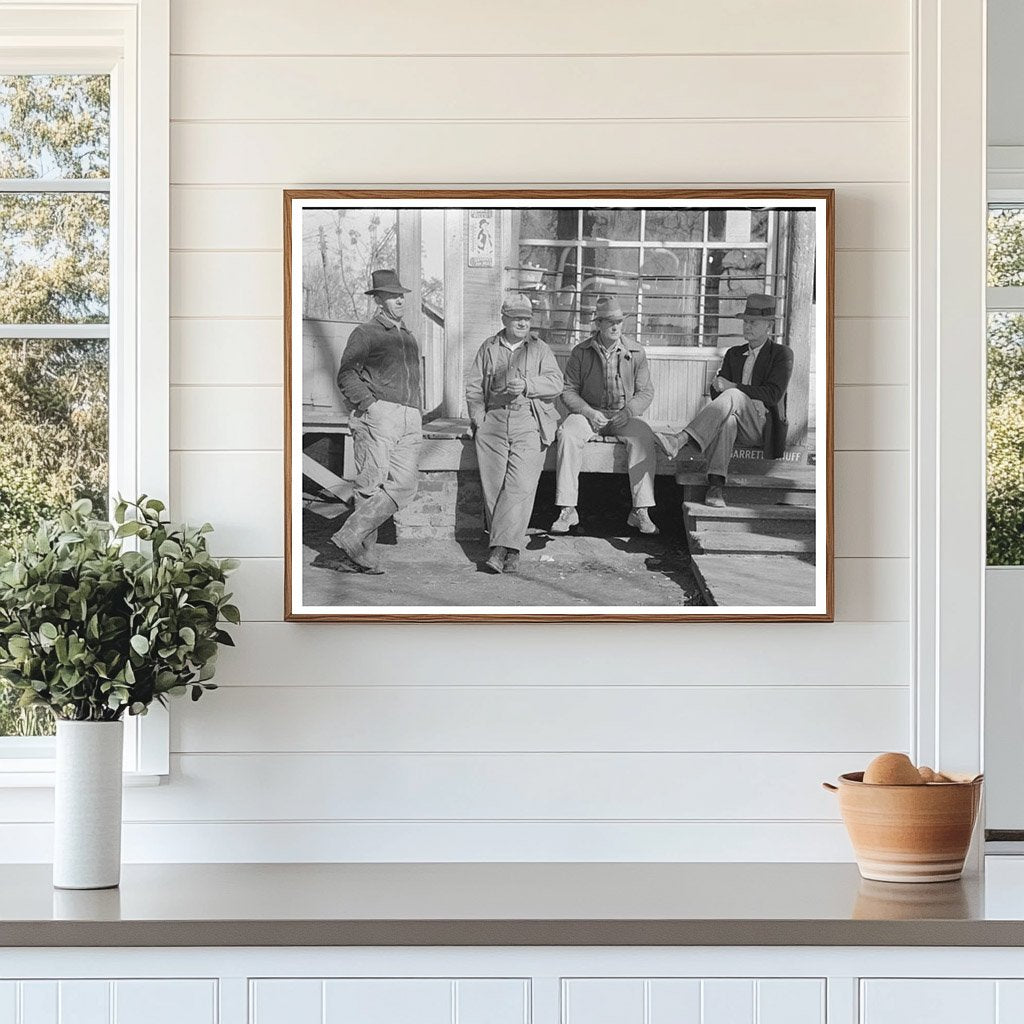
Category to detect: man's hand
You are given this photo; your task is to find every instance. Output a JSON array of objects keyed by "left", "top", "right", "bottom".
[
  {"left": 607, "top": 408, "right": 631, "bottom": 431},
  {"left": 587, "top": 409, "right": 610, "bottom": 430},
  {"left": 470, "top": 417, "right": 484, "bottom": 436},
  {"left": 714, "top": 376, "right": 737, "bottom": 392},
  {"left": 505, "top": 377, "right": 527, "bottom": 396}
]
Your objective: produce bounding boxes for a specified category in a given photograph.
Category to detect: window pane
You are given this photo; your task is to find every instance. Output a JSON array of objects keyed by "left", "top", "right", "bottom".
[
  {"left": 640, "top": 248, "right": 701, "bottom": 346},
  {"left": 988, "top": 207, "right": 1024, "bottom": 287},
  {"left": 709, "top": 208, "right": 770, "bottom": 243},
  {"left": 580, "top": 247, "right": 639, "bottom": 325},
  {"left": 0, "top": 338, "right": 108, "bottom": 738},
  {"left": 583, "top": 208, "right": 640, "bottom": 241},
  {"left": 0, "top": 192, "right": 109, "bottom": 323},
  {"left": 302, "top": 208, "right": 397, "bottom": 324},
  {"left": 703, "top": 248, "right": 769, "bottom": 345},
  {"left": 0, "top": 75, "right": 109, "bottom": 179},
  {"left": 644, "top": 209, "right": 704, "bottom": 244},
  {"left": 987, "top": 312, "right": 1024, "bottom": 565},
  {"left": 520, "top": 208, "right": 577, "bottom": 241}
]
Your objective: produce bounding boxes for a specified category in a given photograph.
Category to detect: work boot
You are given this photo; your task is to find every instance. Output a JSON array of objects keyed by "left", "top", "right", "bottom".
[
  {"left": 503, "top": 549, "right": 521, "bottom": 574},
  {"left": 654, "top": 430, "right": 701, "bottom": 461},
  {"left": 484, "top": 546, "right": 507, "bottom": 573},
  {"left": 627, "top": 508, "right": 659, "bottom": 535},
  {"left": 330, "top": 491, "right": 398, "bottom": 572},
  {"left": 549, "top": 507, "right": 579, "bottom": 534},
  {"left": 704, "top": 485, "right": 727, "bottom": 508}
]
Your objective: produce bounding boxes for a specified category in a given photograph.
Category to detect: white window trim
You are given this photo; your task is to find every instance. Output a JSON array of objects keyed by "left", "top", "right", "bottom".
[
  {"left": 914, "top": 0, "right": 986, "bottom": 809},
  {"left": 0, "top": 0, "right": 170, "bottom": 782}
]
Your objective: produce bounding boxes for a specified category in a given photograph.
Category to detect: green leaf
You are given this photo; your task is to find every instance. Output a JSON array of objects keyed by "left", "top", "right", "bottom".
[
  {"left": 130, "top": 634, "right": 150, "bottom": 656},
  {"left": 39, "top": 622, "right": 58, "bottom": 641},
  {"left": 158, "top": 539, "right": 183, "bottom": 559},
  {"left": 220, "top": 604, "right": 240, "bottom": 625}
]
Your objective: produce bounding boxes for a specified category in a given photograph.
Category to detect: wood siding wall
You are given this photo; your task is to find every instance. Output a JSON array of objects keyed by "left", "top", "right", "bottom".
[{"left": 0, "top": 0, "right": 913, "bottom": 862}]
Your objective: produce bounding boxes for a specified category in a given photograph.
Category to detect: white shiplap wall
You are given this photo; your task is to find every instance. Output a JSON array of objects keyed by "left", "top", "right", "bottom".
[{"left": 3, "top": 0, "right": 916, "bottom": 862}]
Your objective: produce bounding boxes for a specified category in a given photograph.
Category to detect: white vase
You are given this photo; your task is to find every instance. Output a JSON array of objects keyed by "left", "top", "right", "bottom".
[{"left": 53, "top": 720, "right": 124, "bottom": 889}]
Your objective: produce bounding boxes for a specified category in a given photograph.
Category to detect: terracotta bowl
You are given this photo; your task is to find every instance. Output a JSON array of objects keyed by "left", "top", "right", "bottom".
[{"left": 823, "top": 772, "right": 983, "bottom": 883}]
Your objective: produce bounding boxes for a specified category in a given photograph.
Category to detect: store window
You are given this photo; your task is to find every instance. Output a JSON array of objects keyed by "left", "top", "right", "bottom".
[{"left": 514, "top": 206, "right": 777, "bottom": 349}]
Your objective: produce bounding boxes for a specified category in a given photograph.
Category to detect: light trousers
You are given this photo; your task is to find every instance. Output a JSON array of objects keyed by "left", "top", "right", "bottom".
[
  {"left": 684, "top": 389, "right": 766, "bottom": 480},
  {"left": 349, "top": 399, "right": 422, "bottom": 508},
  {"left": 555, "top": 412, "right": 657, "bottom": 508},
  {"left": 475, "top": 406, "right": 546, "bottom": 552}
]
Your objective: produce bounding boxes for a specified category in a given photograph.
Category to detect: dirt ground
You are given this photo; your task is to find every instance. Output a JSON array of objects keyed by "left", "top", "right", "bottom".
[{"left": 301, "top": 475, "right": 704, "bottom": 609}]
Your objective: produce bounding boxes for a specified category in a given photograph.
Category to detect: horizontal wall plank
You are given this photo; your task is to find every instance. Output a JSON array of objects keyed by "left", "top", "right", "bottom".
[
  {"left": 170, "top": 120, "right": 909, "bottom": 185},
  {"left": 834, "top": 385, "right": 910, "bottom": 450},
  {"left": 835, "top": 250, "right": 909, "bottom": 318},
  {"left": 171, "top": 685, "right": 909, "bottom": 754},
  {"left": 171, "top": 451, "right": 283, "bottom": 557},
  {"left": 170, "top": 0, "right": 909, "bottom": 56},
  {"left": 172, "top": 183, "right": 908, "bottom": 252},
  {"left": 834, "top": 558, "right": 910, "bottom": 622},
  {"left": 834, "top": 318, "right": 909, "bottom": 385},
  {"left": 171, "top": 319, "right": 284, "bottom": 386},
  {"left": 834, "top": 451, "right": 910, "bottom": 558},
  {"left": 171, "top": 250, "right": 909, "bottom": 321},
  {"left": 121, "top": 752, "right": 866, "bottom": 820},
  {"left": 0, "top": 821, "right": 856, "bottom": 863},
  {"left": 171, "top": 54, "right": 909, "bottom": 122},
  {"left": 231, "top": 556, "right": 909, "bottom": 623},
  {"left": 211, "top": 621, "right": 910, "bottom": 686},
  {"left": 171, "top": 385, "right": 282, "bottom": 450}
]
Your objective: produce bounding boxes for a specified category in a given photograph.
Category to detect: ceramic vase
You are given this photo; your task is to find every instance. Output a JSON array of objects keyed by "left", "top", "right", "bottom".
[{"left": 53, "top": 719, "right": 124, "bottom": 889}]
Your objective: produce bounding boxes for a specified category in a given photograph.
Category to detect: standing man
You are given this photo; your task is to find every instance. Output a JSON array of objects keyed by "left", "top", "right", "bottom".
[
  {"left": 330, "top": 269, "right": 423, "bottom": 573},
  {"left": 550, "top": 295, "right": 660, "bottom": 536},
  {"left": 657, "top": 293, "right": 793, "bottom": 507},
  {"left": 465, "top": 294, "right": 563, "bottom": 574}
]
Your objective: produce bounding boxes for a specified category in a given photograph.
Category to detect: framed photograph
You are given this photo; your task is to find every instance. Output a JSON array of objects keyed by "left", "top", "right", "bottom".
[{"left": 284, "top": 189, "right": 833, "bottom": 622}]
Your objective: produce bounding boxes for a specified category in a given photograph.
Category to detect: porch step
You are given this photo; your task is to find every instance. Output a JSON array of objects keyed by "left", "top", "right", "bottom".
[
  {"left": 691, "top": 554, "right": 817, "bottom": 608},
  {"left": 683, "top": 502, "right": 816, "bottom": 536},
  {"left": 689, "top": 530, "right": 816, "bottom": 555}
]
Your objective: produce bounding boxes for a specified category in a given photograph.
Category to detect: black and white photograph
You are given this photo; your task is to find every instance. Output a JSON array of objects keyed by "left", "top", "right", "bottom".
[{"left": 285, "top": 191, "right": 833, "bottom": 621}]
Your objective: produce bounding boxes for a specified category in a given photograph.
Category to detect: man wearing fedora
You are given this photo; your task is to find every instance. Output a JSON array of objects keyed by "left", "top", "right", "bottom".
[
  {"left": 658, "top": 293, "right": 793, "bottom": 507},
  {"left": 550, "top": 295, "right": 660, "bottom": 536},
  {"left": 330, "top": 269, "right": 423, "bottom": 573},
  {"left": 465, "top": 293, "right": 563, "bottom": 574}
]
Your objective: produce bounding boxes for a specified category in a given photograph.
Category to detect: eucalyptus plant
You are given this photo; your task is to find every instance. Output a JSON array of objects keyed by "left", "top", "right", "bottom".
[{"left": 0, "top": 497, "right": 239, "bottom": 722}]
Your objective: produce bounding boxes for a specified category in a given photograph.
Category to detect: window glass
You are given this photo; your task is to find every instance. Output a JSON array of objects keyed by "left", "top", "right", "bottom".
[
  {"left": 520, "top": 208, "right": 576, "bottom": 241},
  {"left": 582, "top": 208, "right": 639, "bottom": 241},
  {"left": 0, "top": 75, "right": 109, "bottom": 179},
  {"left": 988, "top": 207, "right": 1024, "bottom": 288},
  {"left": 644, "top": 209, "right": 704, "bottom": 244},
  {"left": 0, "top": 74, "right": 111, "bottom": 739},
  {"left": 987, "top": 311, "right": 1024, "bottom": 566},
  {"left": 0, "top": 193, "right": 109, "bottom": 323}
]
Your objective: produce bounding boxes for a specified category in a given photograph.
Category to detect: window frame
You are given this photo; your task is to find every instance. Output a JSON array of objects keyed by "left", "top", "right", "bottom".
[{"left": 0, "top": 0, "right": 169, "bottom": 782}]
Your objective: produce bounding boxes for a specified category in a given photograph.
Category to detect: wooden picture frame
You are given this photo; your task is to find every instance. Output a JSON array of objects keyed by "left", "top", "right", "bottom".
[{"left": 284, "top": 189, "right": 834, "bottom": 622}]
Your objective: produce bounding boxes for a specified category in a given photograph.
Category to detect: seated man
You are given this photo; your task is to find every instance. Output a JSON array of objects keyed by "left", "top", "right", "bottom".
[
  {"left": 658, "top": 293, "right": 793, "bottom": 507},
  {"left": 465, "top": 293, "right": 563, "bottom": 574},
  {"left": 550, "top": 295, "right": 659, "bottom": 536}
]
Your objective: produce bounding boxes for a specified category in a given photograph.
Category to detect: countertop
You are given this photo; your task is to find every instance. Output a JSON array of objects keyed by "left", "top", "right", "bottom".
[{"left": 5, "top": 861, "right": 1024, "bottom": 947}]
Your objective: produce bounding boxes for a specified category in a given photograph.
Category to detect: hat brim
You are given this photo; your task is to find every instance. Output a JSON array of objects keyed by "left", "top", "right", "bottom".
[
  {"left": 742, "top": 311, "right": 775, "bottom": 320},
  {"left": 365, "top": 286, "right": 411, "bottom": 295},
  {"left": 594, "top": 312, "right": 626, "bottom": 322}
]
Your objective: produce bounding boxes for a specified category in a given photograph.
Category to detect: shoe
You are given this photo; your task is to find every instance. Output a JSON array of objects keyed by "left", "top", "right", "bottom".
[
  {"left": 484, "top": 546, "right": 507, "bottom": 573},
  {"left": 550, "top": 507, "right": 579, "bottom": 534},
  {"left": 705, "top": 485, "right": 727, "bottom": 508},
  {"left": 503, "top": 549, "right": 521, "bottom": 574},
  {"left": 330, "top": 491, "right": 397, "bottom": 572},
  {"left": 627, "top": 508, "right": 659, "bottom": 535},
  {"left": 322, "top": 544, "right": 377, "bottom": 574}
]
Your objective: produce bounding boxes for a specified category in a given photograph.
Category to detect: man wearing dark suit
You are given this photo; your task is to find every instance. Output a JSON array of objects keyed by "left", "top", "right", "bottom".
[{"left": 658, "top": 293, "right": 793, "bottom": 507}]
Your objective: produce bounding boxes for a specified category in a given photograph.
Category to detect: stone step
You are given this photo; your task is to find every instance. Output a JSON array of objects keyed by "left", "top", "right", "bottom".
[
  {"left": 689, "top": 531, "right": 816, "bottom": 555},
  {"left": 681, "top": 484, "right": 816, "bottom": 509},
  {"left": 683, "top": 502, "right": 816, "bottom": 536},
  {"left": 690, "top": 553, "right": 817, "bottom": 608}
]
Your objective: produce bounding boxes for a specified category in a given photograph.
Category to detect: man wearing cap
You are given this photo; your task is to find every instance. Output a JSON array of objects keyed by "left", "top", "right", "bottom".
[
  {"left": 658, "top": 293, "right": 793, "bottom": 508},
  {"left": 550, "top": 295, "right": 660, "bottom": 536},
  {"left": 330, "top": 269, "right": 423, "bottom": 573},
  {"left": 465, "top": 294, "right": 563, "bottom": 574}
]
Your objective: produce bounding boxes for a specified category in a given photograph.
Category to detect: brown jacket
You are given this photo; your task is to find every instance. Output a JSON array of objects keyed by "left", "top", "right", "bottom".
[{"left": 561, "top": 335, "right": 655, "bottom": 418}]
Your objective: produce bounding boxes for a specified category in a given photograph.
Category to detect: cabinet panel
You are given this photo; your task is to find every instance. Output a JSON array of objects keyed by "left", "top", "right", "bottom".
[
  {"left": 564, "top": 980, "right": 645, "bottom": 1024},
  {"left": 648, "top": 980, "right": 702, "bottom": 1023},
  {"left": 114, "top": 981, "right": 217, "bottom": 1024},
  {"left": 861, "top": 981, "right": 996, "bottom": 1024},
  {"left": 58, "top": 982, "right": 110, "bottom": 1024},
  {"left": 251, "top": 980, "right": 322, "bottom": 1024},
  {"left": 757, "top": 980, "right": 825, "bottom": 1024},
  {"left": 998, "top": 980, "right": 1024, "bottom": 1023},
  {"left": 18, "top": 983, "right": 56, "bottom": 1024},
  {"left": 323, "top": 980, "right": 450, "bottom": 1024},
  {"left": 702, "top": 980, "right": 754, "bottom": 1024},
  {"left": 455, "top": 980, "right": 528, "bottom": 1024},
  {"left": 0, "top": 983, "right": 15, "bottom": 1024}
]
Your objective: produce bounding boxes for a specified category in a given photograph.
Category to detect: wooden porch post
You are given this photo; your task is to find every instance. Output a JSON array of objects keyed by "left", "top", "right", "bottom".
[
  {"left": 784, "top": 210, "right": 815, "bottom": 448},
  {"left": 396, "top": 210, "right": 423, "bottom": 402},
  {"left": 442, "top": 210, "right": 465, "bottom": 418}
]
